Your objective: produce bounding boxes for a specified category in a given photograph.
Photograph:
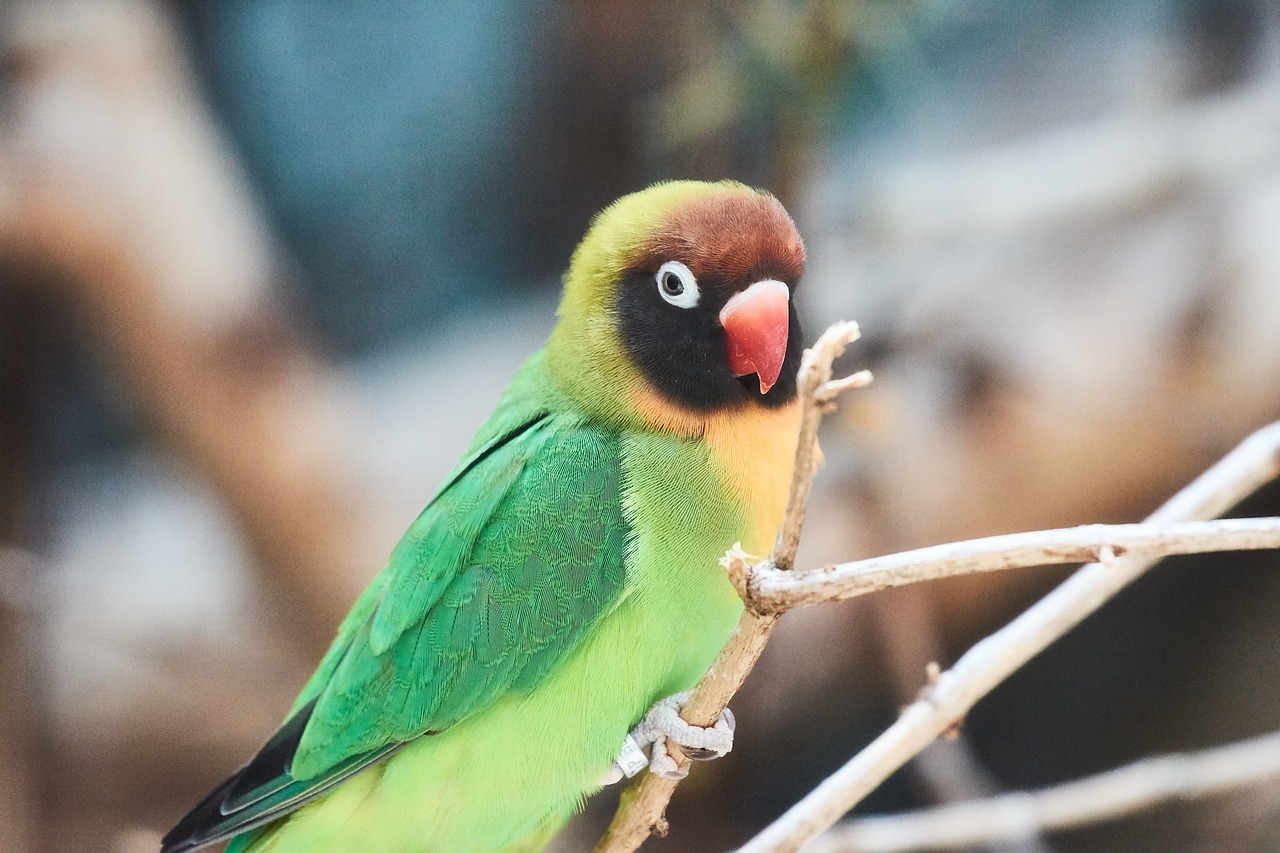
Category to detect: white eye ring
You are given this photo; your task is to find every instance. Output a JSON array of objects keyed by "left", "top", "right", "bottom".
[{"left": 655, "top": 260, "right": 700, "bottom": 309}]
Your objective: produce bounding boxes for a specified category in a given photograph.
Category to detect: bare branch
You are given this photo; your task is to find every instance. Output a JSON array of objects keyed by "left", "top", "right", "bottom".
[
  {"left": 775, "top": 321, "right": 863, "bottom": 571},
  {"left": 808, "top": 729, "right": 1280, "bottom": 853},
  {"left": 815, "top": 370, "right": 874, "bottom": 406},
  {"left": 738, "top": 421, "right": 1280, "bottom": 853},
  {"left": 747, "top": 517, "right": 1280, "bottom": 610},
  {"left": 593, "top": 321, "right": 867, "bottom": 853}
]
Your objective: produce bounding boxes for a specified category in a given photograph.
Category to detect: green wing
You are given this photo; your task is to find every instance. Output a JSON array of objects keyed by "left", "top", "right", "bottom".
[
  {"left": 162, "top": 354, "right": 632, "bottom": 852},
  {"left": 293, "top": 409, "right": 631, "bottom": 773}
]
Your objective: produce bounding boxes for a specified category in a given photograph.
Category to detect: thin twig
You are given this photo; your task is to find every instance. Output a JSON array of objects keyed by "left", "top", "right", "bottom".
[
  {"left": 815, "top": 370, "right": 874, "bottom": 406},
  {"left": 808, "top": 729, "right": 1280, "bottom": 853},
  {"left": 775, "top": 320, "right": 862, "bottom": 571},
  {"left": 743, "top": 517, "right": 1280, "bottom": 611},
  {"left": 737, "top": 421, "right": 1280, "bottom": 852},
  {"left": 593, "top": 321, "right": 866, "bottom": 853}
]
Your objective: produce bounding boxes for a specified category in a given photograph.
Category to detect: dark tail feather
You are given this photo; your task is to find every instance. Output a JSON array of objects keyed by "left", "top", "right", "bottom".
[{"left": 160, "top": 700, "right": 405, "bottom": 852}]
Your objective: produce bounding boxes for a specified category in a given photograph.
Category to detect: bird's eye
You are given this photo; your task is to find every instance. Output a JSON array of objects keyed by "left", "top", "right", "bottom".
[{"left": 655, "top": 260, "right": 700, "bottom": 309}]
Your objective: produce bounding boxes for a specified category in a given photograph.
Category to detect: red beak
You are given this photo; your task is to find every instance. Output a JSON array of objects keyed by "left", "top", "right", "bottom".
[{"left": 720, "top": 280, "right": 790, "bottom": 394}]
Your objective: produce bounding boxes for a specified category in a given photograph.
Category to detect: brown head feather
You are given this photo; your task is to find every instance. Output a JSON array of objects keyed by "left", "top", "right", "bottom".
[{"left": 632, "top": 189, "right": 806, "bottom": 287}]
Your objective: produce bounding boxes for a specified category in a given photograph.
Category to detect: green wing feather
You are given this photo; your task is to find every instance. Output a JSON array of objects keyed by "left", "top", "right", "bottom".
[
  {"left": 163, "top": 352, "right": 633, "bottom": 851},
  {"left": 293, "top": 409, "right": 630, "bottom": 775},
  {"left": 289, "top": 350, "right": 559, "bottom": 719}
]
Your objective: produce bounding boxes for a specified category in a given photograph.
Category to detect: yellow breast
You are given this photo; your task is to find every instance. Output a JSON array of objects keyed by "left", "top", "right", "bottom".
[{"left": 629, "top": 386, "right": 804, "bottom": 556}]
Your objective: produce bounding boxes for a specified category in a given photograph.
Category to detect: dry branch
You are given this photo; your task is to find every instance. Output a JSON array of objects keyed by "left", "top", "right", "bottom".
[
  {"left": 744, "top": 517, "right": 1280, "bottom": 611},
  {"left": 738, "top": 420, "right": 1280, "bottom": 852},
  {"left": 775, "top": 321, "right": 866, "bottom": 571},
  {"left": 808, "top": 729, "right": 1280, "bottom": 853}
]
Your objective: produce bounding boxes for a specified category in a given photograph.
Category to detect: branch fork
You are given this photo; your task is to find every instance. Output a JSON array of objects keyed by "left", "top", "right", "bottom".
[{"left": 720, "top": 546, "right": 770, "bottom": 616}]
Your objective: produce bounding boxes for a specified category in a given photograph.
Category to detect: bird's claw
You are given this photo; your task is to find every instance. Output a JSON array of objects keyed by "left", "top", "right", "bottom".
[{"left": 604, "top": 691, "right": 735, "bottom": 783}]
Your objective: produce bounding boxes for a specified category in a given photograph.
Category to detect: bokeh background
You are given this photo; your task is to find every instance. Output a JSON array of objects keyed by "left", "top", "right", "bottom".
[{"left": 3, "top": 1, "right": 1280, "bottom": 851}]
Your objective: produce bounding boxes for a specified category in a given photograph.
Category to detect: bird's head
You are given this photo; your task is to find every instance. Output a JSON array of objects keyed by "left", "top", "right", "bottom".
[{"left": 548, "top": 181, "right": 805, "bottom": 432}]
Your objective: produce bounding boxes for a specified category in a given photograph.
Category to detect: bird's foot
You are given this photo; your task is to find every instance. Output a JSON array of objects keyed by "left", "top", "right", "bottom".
[{"left": 602, "top": 691, "right": 735, "bottom": 783}]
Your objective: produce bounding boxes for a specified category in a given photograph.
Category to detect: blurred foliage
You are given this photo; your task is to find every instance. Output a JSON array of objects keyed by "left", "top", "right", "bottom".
[{"left": 638, "top": 0, "right": 950, "bottom": 195}]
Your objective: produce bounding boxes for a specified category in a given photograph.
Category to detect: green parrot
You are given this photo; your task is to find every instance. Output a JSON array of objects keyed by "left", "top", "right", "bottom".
[{"left": 162, "top": 180, "right": 807, "bottom": 853}]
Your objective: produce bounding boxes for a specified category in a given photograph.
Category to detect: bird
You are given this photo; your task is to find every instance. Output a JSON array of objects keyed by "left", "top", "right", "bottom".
[{"left": 161, "top": 180, "right": 807, "bottom": 853}]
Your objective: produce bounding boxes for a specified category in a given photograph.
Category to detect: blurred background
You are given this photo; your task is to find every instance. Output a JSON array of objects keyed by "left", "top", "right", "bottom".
[{"left": 3, "top": 0, "right": 1280, "bottom": 851}]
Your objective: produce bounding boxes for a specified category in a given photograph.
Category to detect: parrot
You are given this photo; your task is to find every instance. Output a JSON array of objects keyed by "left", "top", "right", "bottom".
[{"left": 161, "top": 179, "right": 807, "bottom": 853}]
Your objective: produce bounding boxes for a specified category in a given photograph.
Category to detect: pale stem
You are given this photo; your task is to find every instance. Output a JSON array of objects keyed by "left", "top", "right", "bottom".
[
  {"left": 775, "top": 321, "right": 863, "bottom": 571},
  {"left": 808, "top": 728, "right": 1280, "bottom": 853},
  {"left": 748, "top": 518, "right": 1280, "bottom": 610}
]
